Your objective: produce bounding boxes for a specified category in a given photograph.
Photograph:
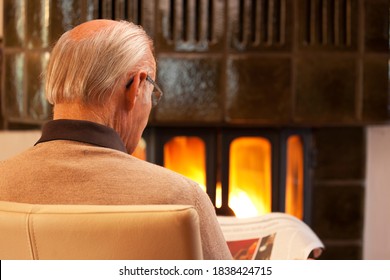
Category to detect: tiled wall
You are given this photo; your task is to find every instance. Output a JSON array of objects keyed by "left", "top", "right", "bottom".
[
  {"left": 2, "top": 0, "right": 388, "bottom": 127},
  {"left": 312, "top": 127, "right": 365, "bottom": 259},
  {"left": 1, "top": 0, "right": 388, "bottom": 259}
]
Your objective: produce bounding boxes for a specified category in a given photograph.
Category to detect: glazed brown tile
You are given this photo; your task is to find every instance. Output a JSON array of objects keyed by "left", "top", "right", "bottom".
[
  {"left": 156, "top": 0, "right": 225, "bottom": 52},
  {"left": 26, "top": 52, "right": 51, "bottom": 120},
  {"left": 312, "top": 127, "right": 365, "bottom": 180},
  {"left": 226, "top": 56, "right": 292, "bottom": 123},
  {"left": 3, "top": 53, "right": 25, "bottom": 118},
  {"left": 311, "top": 184, "right": 364, "bottom": 240},
  {"left": 363, "top": 57, "right": 389, "bottom": 122},
  {"left": 364, "top": 0, "right": 389, "bottom": 53},
  {"left": 3, "top": 0, "right": 25, "bottom": 47},
  {"left": 295, "top": 55, "right": 357, "bottom": 123},
  {"left": 153, "top": 56, "right": 223, "bottom": 123}
]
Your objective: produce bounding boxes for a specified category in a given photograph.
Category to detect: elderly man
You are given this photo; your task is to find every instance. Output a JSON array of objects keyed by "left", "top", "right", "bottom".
[{"left": 0, "top": 19, "right": 232, "bottom": 260}]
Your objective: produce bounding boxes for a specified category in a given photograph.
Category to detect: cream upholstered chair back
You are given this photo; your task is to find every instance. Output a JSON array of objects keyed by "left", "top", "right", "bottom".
[{"left": 0, "top": 201, "right": 203, "bottom": 260}]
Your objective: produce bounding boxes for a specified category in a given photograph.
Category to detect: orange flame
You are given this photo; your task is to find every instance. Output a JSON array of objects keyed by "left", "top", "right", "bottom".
[{"left": 162, "top": 135, "right": 303, "bottom": 219}]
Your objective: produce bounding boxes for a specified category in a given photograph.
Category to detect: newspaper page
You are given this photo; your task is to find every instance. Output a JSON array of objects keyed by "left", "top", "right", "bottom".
[{"left": 218, "top": 213, "right": 324, "bottom": 260}]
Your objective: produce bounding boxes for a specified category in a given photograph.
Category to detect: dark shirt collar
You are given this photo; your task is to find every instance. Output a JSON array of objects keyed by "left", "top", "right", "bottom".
[{"left": 35, "top": 119, "right": 128, "bottom": 154}]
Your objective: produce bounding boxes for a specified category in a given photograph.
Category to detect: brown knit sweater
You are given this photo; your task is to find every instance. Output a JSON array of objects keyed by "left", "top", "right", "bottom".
[{"left": 0, "top": 139, "right": 232, "bottom": 260}]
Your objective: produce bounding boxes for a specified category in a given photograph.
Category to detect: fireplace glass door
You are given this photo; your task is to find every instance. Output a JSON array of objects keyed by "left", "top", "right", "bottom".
[
  {"left": 228, "top": 137, "right": 272, "bottom": 217},
  {"left": 285, "top": 135, "right": 304, "bottom": 220},
  {"left": 164, "top": 136, "right": 207, "bottom": 192},
  {"left": 138, "top": 127, "right": 310, "bottom": 221}
]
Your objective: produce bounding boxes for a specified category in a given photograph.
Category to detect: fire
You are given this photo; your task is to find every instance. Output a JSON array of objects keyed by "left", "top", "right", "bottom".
[
  {"left": 229, "top": 190, "right": 261, "bottom": 218},
  {"left": 164, "top": 136, "right": 273, "bottom": 218},
  {"left": 138, "top": 134, "right": 304, "bottom": 220},
  {"left": 285, "top": 135, "right": 304, "bottom": 220},
  {"left": 164, "top": 136, "right": 207, "bottom": 192},
  {"left": 228, "top": 137, "right": 272, "bottom": 217},
  {"left": 164, "top": 136, "right": 271, "bottom": 217},
  {"left": 215, "top": 183, "right": 265, "bottom": 218}
]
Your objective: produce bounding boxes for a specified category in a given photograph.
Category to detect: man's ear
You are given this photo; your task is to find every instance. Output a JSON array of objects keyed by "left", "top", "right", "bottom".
[{"left": 124, "top": 71, "right": 147, "bottom": 111}]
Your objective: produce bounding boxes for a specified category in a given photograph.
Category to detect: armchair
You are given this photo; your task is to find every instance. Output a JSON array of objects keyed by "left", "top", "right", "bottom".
[{"left": 0, "top": 201, "right": 203, "bottom": 260}]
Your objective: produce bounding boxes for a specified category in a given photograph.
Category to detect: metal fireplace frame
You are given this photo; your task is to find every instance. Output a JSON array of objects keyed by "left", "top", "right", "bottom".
[{"left": 142, "top": 126, "right": 313, "bottom": 224}]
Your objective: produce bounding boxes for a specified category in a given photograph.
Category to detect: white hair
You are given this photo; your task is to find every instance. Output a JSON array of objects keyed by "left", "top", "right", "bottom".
[{"left": 45, "top": 20, "right": 154, "bottom": 105}]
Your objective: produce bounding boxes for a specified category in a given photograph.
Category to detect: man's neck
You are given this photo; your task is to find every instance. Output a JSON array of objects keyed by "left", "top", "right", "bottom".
[{"left": 53, "top": 103, "right": 108, "bottom": 126}]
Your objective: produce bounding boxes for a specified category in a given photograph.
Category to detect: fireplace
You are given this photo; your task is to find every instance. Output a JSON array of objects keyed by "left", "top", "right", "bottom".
[
  {"left": 135, "top": 126, "right": 313, "bottom": 222},
  {"left": 1, "top": 0, "right": 387, "bottom": 260}
]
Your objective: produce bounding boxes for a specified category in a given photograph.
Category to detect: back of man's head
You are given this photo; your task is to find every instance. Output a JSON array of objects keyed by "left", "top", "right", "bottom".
[{"left": 45, "top": 20, "right": 154, "bottom": 106}]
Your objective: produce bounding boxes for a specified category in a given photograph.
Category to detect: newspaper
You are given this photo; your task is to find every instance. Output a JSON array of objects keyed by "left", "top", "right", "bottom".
[{"left": 218, "top": 213, "right": 324, "bottom": 260}]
